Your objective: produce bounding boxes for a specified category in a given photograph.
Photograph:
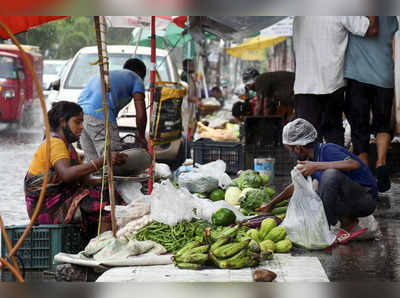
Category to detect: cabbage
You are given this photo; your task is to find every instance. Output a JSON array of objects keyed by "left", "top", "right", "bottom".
[
  {"left": 240, "top": 188, "right": 270, "bottom": 211},
  {"left": 225, "top": 186, "right": 242, "bottom": 206},
  {"left": 234, "top": 170, "right": 263, "bottom": 190}
]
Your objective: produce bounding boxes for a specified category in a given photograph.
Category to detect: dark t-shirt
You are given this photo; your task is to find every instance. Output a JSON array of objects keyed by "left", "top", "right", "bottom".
[
  {"left": 255, "top": 71, "right": 295, "bottom": 107},
  {"left": 311, "top": 143, "right": 378, "bottom": 199}
]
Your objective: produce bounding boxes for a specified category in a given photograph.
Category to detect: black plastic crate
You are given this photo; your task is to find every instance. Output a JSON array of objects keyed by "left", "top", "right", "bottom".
[
  {"left": 1, "top": 268, "right": 56, "bottom": 282},
  {"left": 192, "top": 138, "right": 243, "bottom": 175},
  {"left": 244, "top": 116, "right": 284, "bottom": 146},
  {"left": 244, "top": 144, "right": 296, "bottom": 177},
  {"left": 1, "top": 224, "right": 83, "bottom": 273}
]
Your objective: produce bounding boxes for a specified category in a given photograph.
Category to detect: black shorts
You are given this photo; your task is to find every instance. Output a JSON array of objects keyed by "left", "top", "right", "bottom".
[
  {"left": 345, "top": 79, "right": 394, "bottom": 155},
  {"left": 294, "top": 88, "right": 345, "bottom": 146}
]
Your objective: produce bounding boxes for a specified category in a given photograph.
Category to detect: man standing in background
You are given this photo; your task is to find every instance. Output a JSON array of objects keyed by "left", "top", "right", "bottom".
[
  {"left": 344, "top": 16, "right": 398, "bottom": 193},
  {"left": 292, "top": 16, "right": 378, "bottom": 147},
  {"left": 181, "top": 58, "right": 201, "bottom": 141}
]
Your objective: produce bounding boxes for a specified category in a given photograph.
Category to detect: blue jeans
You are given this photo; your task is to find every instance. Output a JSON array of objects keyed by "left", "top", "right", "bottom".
[{"left": 317, "top": 169, "right": 377, "bottom": 226}]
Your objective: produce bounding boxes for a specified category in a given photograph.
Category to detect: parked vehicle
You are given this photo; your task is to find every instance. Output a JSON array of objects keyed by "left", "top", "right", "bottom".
[
  {"left": 43, "top": 59, "right": 67, "bottom": 90},
  {"left": 0, "top": 44, "right": 43, "bottom": 126},
  {"left": 48, "top": 45, "right": 184, "bottom": 168}
]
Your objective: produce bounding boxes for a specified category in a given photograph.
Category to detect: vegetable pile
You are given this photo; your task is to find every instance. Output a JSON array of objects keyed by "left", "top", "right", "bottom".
[
  {"left": 246, "top": 218, "right": 293, "bottom": 254},
  {"left": 172, "top": 224, "right": 273, "bottom": 270},
  {"left": 134, "top": 220, "right": 210, "bottom": 253}
]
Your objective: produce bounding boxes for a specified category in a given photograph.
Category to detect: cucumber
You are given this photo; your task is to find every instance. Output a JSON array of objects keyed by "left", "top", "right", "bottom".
[
  {"left": 271, "top": 206, "right": 288, "bottom": 215},
  {"left": 275, "top": 199, "right": 289, "bottom": 208}
]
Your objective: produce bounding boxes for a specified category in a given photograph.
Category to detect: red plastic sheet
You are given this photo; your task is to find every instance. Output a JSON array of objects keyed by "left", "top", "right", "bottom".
[{"left": 0, "top": 16, "right": 68, "bottom": 39}]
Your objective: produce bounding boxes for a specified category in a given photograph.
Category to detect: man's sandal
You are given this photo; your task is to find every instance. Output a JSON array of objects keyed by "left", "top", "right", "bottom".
[{"left": 333, "top": 225, "right": 368, "bottom": 245}]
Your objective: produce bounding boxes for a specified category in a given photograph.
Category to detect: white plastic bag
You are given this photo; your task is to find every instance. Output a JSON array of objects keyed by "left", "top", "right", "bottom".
[
  {"left": 178, "top": 160, "right": 232, "bottom": 193},
  {"left": 151, "top": 180, "right": 198, "bottom": 226},
  {"left": 282, "top": 168, "right": 336, "bottom": 250},
  {"left": 357, "top": 215, "right": 381, "bottom": 240},
  {"left": 150, "top": 180, "right": 248, "bottom": 226},
  {"left": 155, "top": 163, "right": 172, "bottom": 180},
  {"left": 193, "top": 199, "right": 248, "bottom": 223},
  {"left": 104, "top": 199, "right": 150, "bottom": 229},
  {"left": 115, "top": 181, "right": 144, "bottom": 204}
]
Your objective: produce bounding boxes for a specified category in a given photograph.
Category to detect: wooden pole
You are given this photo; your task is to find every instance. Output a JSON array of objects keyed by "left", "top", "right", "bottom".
[
  {"left": 148, "top": 16, "right": 156, "bottom": 194},
  {"left": 93, "top": 16, "right": 117, "bottom": 237},
  {"left": 0, "top": 21, "right": 51, "bottom": 282}
]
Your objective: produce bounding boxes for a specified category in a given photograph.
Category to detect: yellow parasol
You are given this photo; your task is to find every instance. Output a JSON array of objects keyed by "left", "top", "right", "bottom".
[{"left": 226, "top": 36, "right": 287, "bottom": 60}]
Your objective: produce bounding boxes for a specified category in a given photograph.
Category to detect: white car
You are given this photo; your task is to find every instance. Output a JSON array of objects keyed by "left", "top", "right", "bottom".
[
  {"left": 43, "top": 59, "right": 67, "bottom": 90},
  {"left": 48, "top": 45, "right": 185, "bottom": 168}
]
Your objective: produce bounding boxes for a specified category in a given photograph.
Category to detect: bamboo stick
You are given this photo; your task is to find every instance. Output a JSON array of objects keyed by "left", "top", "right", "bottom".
[{"left": 94, "top": 16, "right": 117, "bottom": 237}]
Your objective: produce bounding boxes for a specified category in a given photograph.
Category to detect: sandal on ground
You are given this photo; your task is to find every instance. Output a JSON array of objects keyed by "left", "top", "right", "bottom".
[
  {"left": 334, "top": 225, "right": 368, "bottom": 245},
  {"left": 376, "top": 165, "right": 391, "bottom": 193}
]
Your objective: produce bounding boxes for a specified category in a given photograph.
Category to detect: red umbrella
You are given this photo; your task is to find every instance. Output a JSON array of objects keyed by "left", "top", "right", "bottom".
[{"left": 0, "top": 16, "right": 68, "bottom": 39}]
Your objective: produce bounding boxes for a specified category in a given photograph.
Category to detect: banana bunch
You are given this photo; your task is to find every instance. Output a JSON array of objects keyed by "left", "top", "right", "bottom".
[
  {"left": 209, "top": 238, "right": 260, "bottom": 269},
  {"left": 172, "top": 224, "right": 265, "bottom": 270},
  {"left": 172, "top": 241, "right": 210, "bottom": 270}
]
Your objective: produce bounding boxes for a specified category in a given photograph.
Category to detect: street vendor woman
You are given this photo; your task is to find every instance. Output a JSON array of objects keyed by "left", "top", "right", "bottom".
[
  {"left": 78, "top": 58, "right": 147, "bottom": 162},
  {"left": 257, "top": 118, "right": 378, "bottom": 244},
  {"left": 24, "top": 101, "right": 127, "bottom": 242}
]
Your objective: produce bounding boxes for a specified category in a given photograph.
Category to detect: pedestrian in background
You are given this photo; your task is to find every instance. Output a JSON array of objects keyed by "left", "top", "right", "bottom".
[
  {"left": 292, "top": 16, "right": 379, "bottom": 146},
  {"left": 180, "top": 58, "right": 201, "bottom": 141},
  {"left": 344, "top": 16, "right": 398, "bottom": 192}
]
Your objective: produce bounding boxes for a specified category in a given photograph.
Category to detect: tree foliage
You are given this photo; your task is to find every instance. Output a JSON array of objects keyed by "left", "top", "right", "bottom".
[{"left": 8, "top": 17, "right": 132, "bottom": 60}]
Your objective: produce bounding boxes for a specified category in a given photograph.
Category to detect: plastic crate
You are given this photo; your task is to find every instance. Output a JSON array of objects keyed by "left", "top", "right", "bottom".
[
  {"left": 1, "top": 224, "right": 83, "bottom": 272},
  {"left": 244, "top": 116, "right": 284, "bottom": 146},
  {"left": 244, "top": 144, "right": 296, "bottom": 176},
  {"left": 1, "top": 268, "right": 56, "bottom": 282},
  {"left": 192, "top": 138, "right": 243, "bottom": 175}
]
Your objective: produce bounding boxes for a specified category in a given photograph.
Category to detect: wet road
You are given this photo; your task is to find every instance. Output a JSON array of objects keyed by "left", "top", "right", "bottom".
[
  {"left": 0, "top": 107, "right": 400, "bottom": 281},
  {"left": 291, "top": 180, "right": 400, "bottom": 281}
]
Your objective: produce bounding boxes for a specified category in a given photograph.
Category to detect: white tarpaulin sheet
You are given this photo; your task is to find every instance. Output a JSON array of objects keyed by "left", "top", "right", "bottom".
[{"left": 96, "top": 254, "right": 329, "bottom": 282}]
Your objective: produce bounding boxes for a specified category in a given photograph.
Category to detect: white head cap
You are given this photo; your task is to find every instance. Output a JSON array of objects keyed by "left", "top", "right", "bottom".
[{"left": 282, "top": 118, "right": 318, "bottom": 146}]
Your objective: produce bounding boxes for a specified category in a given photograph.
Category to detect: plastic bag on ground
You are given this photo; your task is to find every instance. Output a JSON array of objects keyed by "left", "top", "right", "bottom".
[
  {"left": 282, "top": 168, "right": 336, "bottom": 250},
  {"left": 178, "top": 160, "right": 233, "bottom": 193},
  {"left": 115, "top": 181, "right": 144, "bottom": 204}
]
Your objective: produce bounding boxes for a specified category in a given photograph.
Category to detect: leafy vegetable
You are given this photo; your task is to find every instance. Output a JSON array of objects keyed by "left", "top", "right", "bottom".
[
  {"left": 225, "top": 186, "right": 242, "bottom": 206},
  {"left": 239, "top": 188, "right": 270, "bottom": 212},
  {"left": 234, "top": 170, "right": 263, "bottom": 189},
  {"left": 210, "top": 189, "right": 225, "bottom": 202},
  {"left": 259, "top": 173, "right": 270, "bottom": 186}
]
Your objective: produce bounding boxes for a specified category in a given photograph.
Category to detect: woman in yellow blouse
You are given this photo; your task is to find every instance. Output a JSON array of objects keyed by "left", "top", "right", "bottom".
[{"left": 25, "top": 101, "right": 126, "bottom": 241}]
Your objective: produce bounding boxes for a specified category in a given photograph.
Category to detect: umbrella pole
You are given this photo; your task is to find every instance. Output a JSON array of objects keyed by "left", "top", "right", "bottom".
[
  {"left": 148, "top": 16, "right": 156, "bottom": 194},
  {"left": 94, "top": 16, "right": 117, "bottom": 237}
]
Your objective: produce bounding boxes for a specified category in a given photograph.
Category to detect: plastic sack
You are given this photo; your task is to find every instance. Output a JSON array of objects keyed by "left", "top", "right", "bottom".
[
  {"left": 282, "top": 168, "right": 336, "bottom": 250},
  {"left": 150, "top": 74, "right": 187, "bottom": 145},
  {"left": 155, "top": 163, "right": 172, "bottom": 180},
  {"left": 178, "top": 160, "right": 232, "bottom": 193},
  {"left": 104, "top": 199, "right": 150, "bottom": 229},
  {"left": 115, "top": 181, "right": 144, "bottom": 204}
]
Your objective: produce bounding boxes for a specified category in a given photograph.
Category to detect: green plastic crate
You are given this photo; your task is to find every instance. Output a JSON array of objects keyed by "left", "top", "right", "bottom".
[{"left": 1, "top": 224, "right": 83, "bottom": 272}]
